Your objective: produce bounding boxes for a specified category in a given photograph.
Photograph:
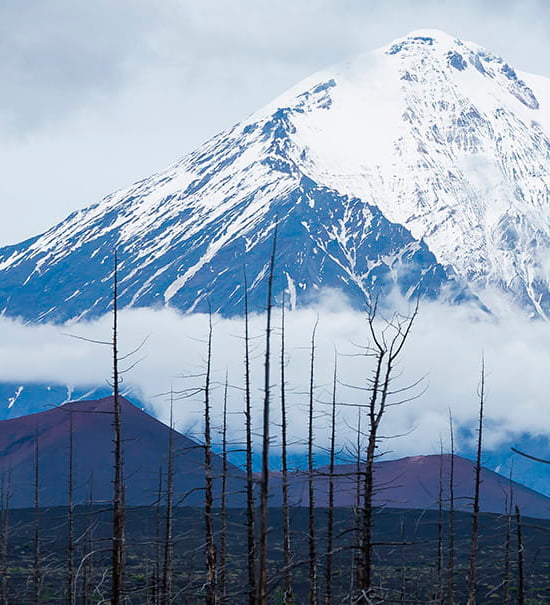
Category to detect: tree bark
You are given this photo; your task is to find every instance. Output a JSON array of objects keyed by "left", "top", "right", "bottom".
[
  {"left": 447, "top": 412, "right": 455, "bottom": 605},
  {"left": 307, "top": 321, "right": 318, "bottom": 605},
  {"left": 503, "top": 471, "right": 514, "bottom": 605},
  {"left": 515, "top": 505, "right": 525, "bottom": 605},
  {"left": 243, "top": 270, "right": 256, "bottom": 605},
  {"left": 0, "top": 469, "right": 10, "bottom": 605},
  {"left": 325, "top": 354, "right": 337, "bottom": 605},
  {"left": 219, "top": 375, "right": 229, "bottom": 605},
  {"left": 351, "top": 407, "right": 362, "bottom": 596},
  {"left": 111, "top": 250, "right": 125, "bottom": 605},
  {"left": 33, "top": 425, "right": 41, "bottom": 605},
  {"left": 154, "top": 467, "right": 163, "bottom": 605},
  {"left": 257, "top": 227, "right": 277, "bottom": 604},
  {"left": 204, "top": 311, "right": 217, "bottom": 605},
  {"left": 280, "top": 295, "right": 293, "bottom": 604},
  {"left": 162, "top": 393, "right": 175, "bottom": 604},
  {"left": 467, "top": 358, "right": 485, "bottom": 604},
  {"left": 67, "top": 411, "right": 75, "bottom": 605},
  {"left": 83, "top": 473, "right": 95, "bottom": 605},
  {"left": 436, "top": 439, "right": 444, "bottom": 604}
]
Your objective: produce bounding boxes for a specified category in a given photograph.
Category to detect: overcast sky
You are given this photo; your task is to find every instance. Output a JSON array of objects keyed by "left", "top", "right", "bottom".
[{"left": 1, "top": 0, "right": 549, "bottom": 245}]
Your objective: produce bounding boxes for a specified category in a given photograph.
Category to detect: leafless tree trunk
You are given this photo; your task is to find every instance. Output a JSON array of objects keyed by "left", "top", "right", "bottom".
[
  {"left": 33, "top": 425, "right": 41, "bottom": 605},
  {"left": 204, "top": 311, "right": 217, "bottom": 605},
  {"left": 355, "top": 410, "right": 362, "bottom": 514},
  {"left": 1, "top": 469, "right": 11, "bottom": 605},
  {"left": 153, "top": 467, "right": 163, "bottom": 605},
  {"left": 351, "top": 407, "right": 362, "bottom": 597},
  {"left": 436, "top": 439, "right": 444, "bottom": 604},
  {"left": 83, "top": 473, "right": 95, "bottom": 605},
  {"left": 219, "top": 374, "right": 229, "bottom": 605},
  {"left": 467, "top": 357, "right": 485, "bottom": 605},
  {"left": 111, "top": 250, "right": 125, "bottom": 605},
  {"left": 243, "top": 269, "right": 256, "bottom": 605},
  {"left": 162, "top": 393, "right": 175, "bottom": 605},
  {"left": 258, "top": 227, "right": 277, "bottom": 604},
  {"left": 358, "top": 302, "right": 418, "bottom": 597},
  {"left": 307, "top": 320, "right": 319, "bottom": 605},
  {"left": 67, "top": 411, "right": 75, "bottom": 605},
  {"left": 399, "top": 516, "right": 406, "bottom": 604},
  {"left": 325, "top": 354, "right": 337, "bottom": 605},
  {"left": 447, "top": 411, "right": 455, "bottom": 605},
  {"left": 503, "top": 471, "right": 514, "bottom": 605},
  {"left": 515, "top": 505, "right": 525, "bottom": 605},
  {"left": 280, "top": 295, "right": 293, "bottom": 604}
]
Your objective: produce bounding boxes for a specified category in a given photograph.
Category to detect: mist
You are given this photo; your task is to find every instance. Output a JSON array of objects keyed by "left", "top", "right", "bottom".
[{"left": 1, "top": 293, "right": 550, "bottom": 473}]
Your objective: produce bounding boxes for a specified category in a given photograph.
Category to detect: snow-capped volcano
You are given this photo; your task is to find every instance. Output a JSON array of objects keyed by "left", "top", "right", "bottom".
[{"left": 1, "top": 29, "right": 550, "bottom": 322}]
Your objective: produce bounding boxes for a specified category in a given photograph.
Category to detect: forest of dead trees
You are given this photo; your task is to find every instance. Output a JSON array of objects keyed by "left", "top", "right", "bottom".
[{"left": 0, "top": 245, "right": 548, "bottom": 604}]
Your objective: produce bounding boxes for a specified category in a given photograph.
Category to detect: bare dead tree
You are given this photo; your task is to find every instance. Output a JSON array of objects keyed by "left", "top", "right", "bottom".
[
  {"left": 307, "top": 320, "right": 319, "bottom": 605},
  {"left": 219, "top": 373, "right": 229, "bottom": 605},
  {"left": 204, "top": 310, "right": 217, "bottom": 605},
  {"left": 508, "top": 441, "right": 550, "bottom": 604},
  {"left": 510, "top": 448, "right": 550, "bottom": 464},
  {"left": 399, "top": 515, "right": 406, "bottom": 604},
  {"left": 350, "top": 406, "right": 362, "bottom": 598},
  {"left": 355, "top": 410, "right": 362, "bottom": 516},
  {"left": 515, "top": 505, "right": 525, "bottom": 605},
  {"left": 436, "top": 438, "right": 444, "bottom": 604},
  {"left": 83, "top": 473, "right": 96, "bottom": 605},
  {"left": 162, "top": 392, "right": 175, "bottom": 605},
  {"left": 153, "top": 467, "right": 163, "bottom": 605},
  {"left": 258, "top": 226, "right": 277, "bottom": 604},
  {"left": 357, "top": 301, "right": 418, "bottom": 597},
  {"left": 447, "top": 411, "right": 455, "bottom": 605},
  {"left": 325, "top": 353, "right": 337, "bottom": 605},
  {"left": 33, "top": 424, "right": 41, "bottom": 605},
  {"left": 67, "top": 410, "right": 75, "bottom": 605},
  {"left": 503, "top": 470, "right": 514, "bottom": 605},
  {"left": 1, "top": 469, "right": 11, "bottom": 605},
  {"left": 467, "top": 357, "right": 485, "bottom": 604},
  {"left": 280, "top": 294, "right": 293, "bottom": 604},
  {"left": 243, "top": 269, "right": 256, "bottom": 605},
  {"left": 111, "top": 250, "right": 125, "bottom": 605}
]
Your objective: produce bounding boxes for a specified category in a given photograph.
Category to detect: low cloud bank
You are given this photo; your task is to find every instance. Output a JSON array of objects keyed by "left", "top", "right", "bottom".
[{"left": 1, "top": 294, "right": 550, "bottom": 471}]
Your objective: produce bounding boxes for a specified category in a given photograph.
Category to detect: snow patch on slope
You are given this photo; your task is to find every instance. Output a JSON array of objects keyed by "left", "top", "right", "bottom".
[
  {"left": 0, "top": 30, "right": 549, "bottom": 320},
  {"left": 7, "top": 386, "right": 23, "bottom": 409}
]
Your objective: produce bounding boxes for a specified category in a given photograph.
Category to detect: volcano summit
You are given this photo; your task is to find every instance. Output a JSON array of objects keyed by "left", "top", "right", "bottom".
[{"left": 1, "top": 30, "right": 550, "bottom": 322}]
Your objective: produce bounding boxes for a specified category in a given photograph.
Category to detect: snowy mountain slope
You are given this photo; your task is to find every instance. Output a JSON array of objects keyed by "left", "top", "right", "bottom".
[
  {"left": 0, "top": 381, "right": 126, "bottom": 420},
  {"left": 280, "top": 30, "right": 550, "bottom": 317},
  {"left": 1, "top": 29, "right": 549, "bottom": 321}
]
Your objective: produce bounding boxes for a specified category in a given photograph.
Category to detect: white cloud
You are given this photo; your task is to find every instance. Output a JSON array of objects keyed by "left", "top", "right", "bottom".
[{"left": 1, "top": 296, "right": 550, "bottom": 468}]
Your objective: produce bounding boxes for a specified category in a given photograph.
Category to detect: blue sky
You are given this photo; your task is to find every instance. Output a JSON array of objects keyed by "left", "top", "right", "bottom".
[{"left": 1, "top": 0, "right": 549, "bottom": 244}]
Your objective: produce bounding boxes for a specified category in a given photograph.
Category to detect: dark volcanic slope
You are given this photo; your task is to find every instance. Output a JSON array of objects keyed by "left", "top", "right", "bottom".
[
  {"left": 2, "top": 401, "right": 548, "bottom": 517},
  {"left": 275, "top": 454, "right": 550, "bottom": 519},
  {"left": 0, "top": 396, "right": 246, "bottom": 508}
]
